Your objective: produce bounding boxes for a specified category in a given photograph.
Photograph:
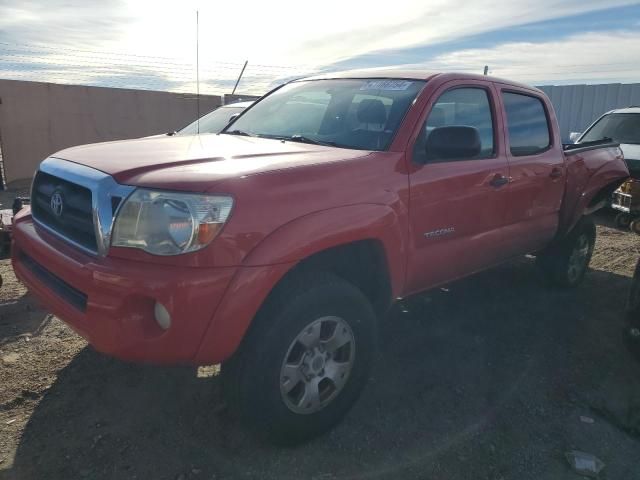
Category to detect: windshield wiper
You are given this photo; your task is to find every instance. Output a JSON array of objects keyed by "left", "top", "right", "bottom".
[
  {"left": 226, "top": 132, "right": 342, "bottom": 147},
  {"left": 224, "top": 129, "right": 255, "bottom": 137},
  {"left": 287, "top": 135, "right": 339, "bottom": 147}
]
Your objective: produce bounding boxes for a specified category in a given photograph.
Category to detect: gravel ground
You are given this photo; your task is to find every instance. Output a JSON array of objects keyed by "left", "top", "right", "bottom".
[{"left": 1, "top": 212, "right": 640, "bottom": 480}]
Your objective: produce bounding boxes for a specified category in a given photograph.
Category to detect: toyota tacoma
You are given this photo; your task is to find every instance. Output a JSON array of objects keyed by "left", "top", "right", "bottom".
[{"left": 12, "top": 70, "right": 629, "bottom": 443}]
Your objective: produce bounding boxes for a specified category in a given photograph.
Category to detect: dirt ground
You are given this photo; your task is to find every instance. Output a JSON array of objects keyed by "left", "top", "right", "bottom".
[{"left": 1, "top": 212, "right": 640, "bottom": 480}]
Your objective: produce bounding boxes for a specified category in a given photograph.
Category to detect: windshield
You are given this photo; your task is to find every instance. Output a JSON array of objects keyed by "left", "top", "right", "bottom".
[
  {"left": 581, "top": 113, "right": 640, "bottom": 144},
  {"left": 178, "top": 106, "right": 246, "bottom": 135},
  {"left": 224, "top": 78, "right": 426, "bottom": 150}
]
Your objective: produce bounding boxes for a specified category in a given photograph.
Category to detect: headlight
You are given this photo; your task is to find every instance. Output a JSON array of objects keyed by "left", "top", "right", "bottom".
[{"left": 111, "top": 189, "right": 233, "bottom": 255}]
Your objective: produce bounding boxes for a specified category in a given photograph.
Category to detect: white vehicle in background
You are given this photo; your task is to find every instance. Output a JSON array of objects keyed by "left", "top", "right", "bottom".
[
  {"left": 572, "top": 107, "right": 640, "bottom": 231},
  {"left": 571, "top": 107, "right": 640, "bottom": 177},
  {"left": 174, "top": 101, "right": 254, "bottom": 135}
]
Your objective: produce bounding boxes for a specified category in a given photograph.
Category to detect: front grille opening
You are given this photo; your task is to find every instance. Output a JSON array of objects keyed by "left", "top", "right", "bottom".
[
  {"left": 20, "top": 253, "right": 88, "bottom": 312},
  {"left": 31, "top": 171, "right": 97, "bottom": 252}
]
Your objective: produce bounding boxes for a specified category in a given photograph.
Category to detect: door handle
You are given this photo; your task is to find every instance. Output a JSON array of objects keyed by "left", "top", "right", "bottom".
[
  {"left": 550, "top": 167, "right": 563, "bottom": 179},
  {"left": 489, "top": 174, "right": 509, "bottom": 188}
]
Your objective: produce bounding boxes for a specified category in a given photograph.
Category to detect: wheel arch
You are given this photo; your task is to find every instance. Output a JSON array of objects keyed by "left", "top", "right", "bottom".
[
  {"left": 268, "top": 238, "right": 394, "bottom": 315},
  {"left": 560, "top": 176, "right": 627, "bottom": 236},
  {"left": 194, "top": 204, "right": 405, "bottom": 364}
]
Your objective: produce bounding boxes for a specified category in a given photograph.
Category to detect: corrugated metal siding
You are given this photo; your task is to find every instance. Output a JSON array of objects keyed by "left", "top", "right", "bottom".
[{"left": 537, "top": 83, "right": 640, "bottom": 142}]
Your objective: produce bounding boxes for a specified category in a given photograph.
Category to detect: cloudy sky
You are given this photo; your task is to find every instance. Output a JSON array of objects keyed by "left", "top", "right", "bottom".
[{"left": 1, "top": 0, "right": 639, "bottom": 95}]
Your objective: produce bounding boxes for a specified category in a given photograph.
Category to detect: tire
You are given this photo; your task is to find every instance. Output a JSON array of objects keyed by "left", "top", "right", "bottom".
[
  {"left": 630, "top": 218, "right": 640, "bottom": 235},
  {"left": 222, "top": 271, "right": 376, "bottom": 444},
  {"left": 536, "top": 216, "right": 596, "bottom": 288},
  {"left": 624, "top": 261, "right": 640, "bottom": 361},
  {"left": 627, "top": 265, "right": 640, "bottom": 315},
  {"left": 615, "top": 212, "right": 632, "bottom": 229}
]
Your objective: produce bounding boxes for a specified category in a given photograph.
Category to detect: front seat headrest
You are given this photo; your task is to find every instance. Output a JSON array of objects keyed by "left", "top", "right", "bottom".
[{"left": 357, "top": 99, "right": 387, "bottom": 124}]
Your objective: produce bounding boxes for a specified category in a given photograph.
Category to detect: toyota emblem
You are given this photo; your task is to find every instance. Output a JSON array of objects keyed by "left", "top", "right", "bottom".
[{"left": 50, "top": 191, "right": 64, "bottom": 217}]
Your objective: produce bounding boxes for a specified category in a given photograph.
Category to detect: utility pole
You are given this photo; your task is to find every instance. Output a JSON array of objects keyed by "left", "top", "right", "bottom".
[
  {"left": 483, "top": 65, "right": 489, "bottom": 76},
  {"left": 231, "top": 60, "right": 248, "bottom": 96}
]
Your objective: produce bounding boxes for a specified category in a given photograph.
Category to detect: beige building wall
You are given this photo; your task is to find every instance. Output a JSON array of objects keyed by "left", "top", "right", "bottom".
[{"left": 0, "top": 79, "right": 222, "bottom": 183}]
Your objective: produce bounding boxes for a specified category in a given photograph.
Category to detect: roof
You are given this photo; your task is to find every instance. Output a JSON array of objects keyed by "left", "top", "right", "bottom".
[
  {"left": 302, "top": 68, "right": 438, "bottom": 81},
  {"left": 607, "top": 107, "right": 640, "bottom": 114},
  {"left": 299, "top": 68, "right": 540, "bottom": 92}
]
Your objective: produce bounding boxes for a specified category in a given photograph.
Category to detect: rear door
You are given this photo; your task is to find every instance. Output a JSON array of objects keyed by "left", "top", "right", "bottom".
[
  {"left": 404, "top": 81, "right": 510, "bottom": 295},
  {"left": 497, "top": 88, "right": 565, "bottom": 256}
]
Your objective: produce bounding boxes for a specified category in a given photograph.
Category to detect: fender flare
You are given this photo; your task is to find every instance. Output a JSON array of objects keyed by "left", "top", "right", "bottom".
[
  {"left": 193, "top": 203, "right": 406, "bottom": 363},
  {"left": 243, "top": 203, "right": 406, "bottom": 289},
  {"left": 559, "top": 155, "right": 628, "bottom": 235}
]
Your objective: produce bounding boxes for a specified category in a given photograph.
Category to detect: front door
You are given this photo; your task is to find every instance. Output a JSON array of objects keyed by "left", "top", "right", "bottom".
[{"left": 405, "top": 82, "right": 510, "bottom": 295}]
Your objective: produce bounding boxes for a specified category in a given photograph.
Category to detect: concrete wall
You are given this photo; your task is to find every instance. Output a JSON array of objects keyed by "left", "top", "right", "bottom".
[
  {"left": 223, "top": 94, "right": 261, "bottom": 105},
  {"left": 538, "top": 83, "right": 640, "bottom": 142},
  {"left": 0, "top": 79, "right": 222, "bottom": 183}
]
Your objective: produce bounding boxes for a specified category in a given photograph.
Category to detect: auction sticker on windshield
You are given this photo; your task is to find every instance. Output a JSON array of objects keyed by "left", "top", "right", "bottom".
[{"left": 360, "top": 80, "right": 413, "bottom": 91}]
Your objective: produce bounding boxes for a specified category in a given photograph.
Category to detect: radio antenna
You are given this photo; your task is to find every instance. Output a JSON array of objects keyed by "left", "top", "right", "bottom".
[{"left": 196, "top": 10, "right": 200, "bottom": 134}]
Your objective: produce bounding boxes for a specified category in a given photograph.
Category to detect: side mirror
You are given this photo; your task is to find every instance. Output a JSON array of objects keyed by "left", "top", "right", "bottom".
[
  {"left": 425, "top": 126, "right": 481, "bottom": 161},
  {"left": 569, "top": 131, "right": 582, "bottom": 143},
  {"left": 227, "top": 113, "right": 241, "bottom": 125}
]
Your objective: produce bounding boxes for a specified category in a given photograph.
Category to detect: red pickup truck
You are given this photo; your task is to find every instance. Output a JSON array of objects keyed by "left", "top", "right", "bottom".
[{"left": 12, "top": 71, "right": 628, "bottom": 443}]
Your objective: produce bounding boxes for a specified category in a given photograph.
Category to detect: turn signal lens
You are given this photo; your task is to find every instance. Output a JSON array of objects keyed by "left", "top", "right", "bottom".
[{"left": 197, "top": 222, "right": 223, "bottom": 245}]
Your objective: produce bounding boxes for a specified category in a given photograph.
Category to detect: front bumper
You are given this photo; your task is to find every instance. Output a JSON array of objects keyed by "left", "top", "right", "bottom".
[{"left": 12, "top": 215, "right": 237, "bottom": 364}]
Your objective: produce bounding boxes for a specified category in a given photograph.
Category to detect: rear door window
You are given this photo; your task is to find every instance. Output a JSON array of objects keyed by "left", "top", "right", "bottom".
[{"left": 502, "top": 92, "right": 551, "bottom": 156}]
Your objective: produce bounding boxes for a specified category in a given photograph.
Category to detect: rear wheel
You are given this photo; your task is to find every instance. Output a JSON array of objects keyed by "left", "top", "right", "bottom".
[
  {"left": 537, "top": 216, "right": 596, "bottom": 288},
  {"left": 222, "top": 271, "right": 376, "bottom": 444},
  {"left": 627, "top": 267, "right": 640, "bottom": 315},
  {"left": 624, "top": 261, "right": 640, "bottom": 361}
]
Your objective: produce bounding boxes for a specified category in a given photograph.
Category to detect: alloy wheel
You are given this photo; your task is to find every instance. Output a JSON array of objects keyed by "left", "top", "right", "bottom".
[{"left": 280, "top": 316, "right": 355, "bottom": 414}]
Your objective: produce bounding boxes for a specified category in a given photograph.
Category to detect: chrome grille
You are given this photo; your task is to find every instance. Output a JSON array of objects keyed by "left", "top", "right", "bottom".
[
  {"left": 31, "top": 157, "right": 135, "bottom": 256},
  {"left": 32, "top": 170, "right": 97, "bottom": 251}
]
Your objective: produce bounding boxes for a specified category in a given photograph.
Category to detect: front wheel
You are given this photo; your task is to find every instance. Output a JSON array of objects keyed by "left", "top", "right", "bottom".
[
  {"left": 222, "top": 272, "right": 376, "bottom": 444},
  {"left": 537, "top": 216, "right": 596, "bottom": 288}
]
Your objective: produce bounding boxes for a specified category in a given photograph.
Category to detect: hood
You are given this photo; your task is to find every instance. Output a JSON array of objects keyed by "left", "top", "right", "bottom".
[
  {"left": 620, "top": 143, "right": 640, "bottom": 161},
  {"left": 53, "top": 134, "right": 371, "bottom": 192},
  {"left": 620, "top": 144, "right": 640, "bottom": 175}
]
